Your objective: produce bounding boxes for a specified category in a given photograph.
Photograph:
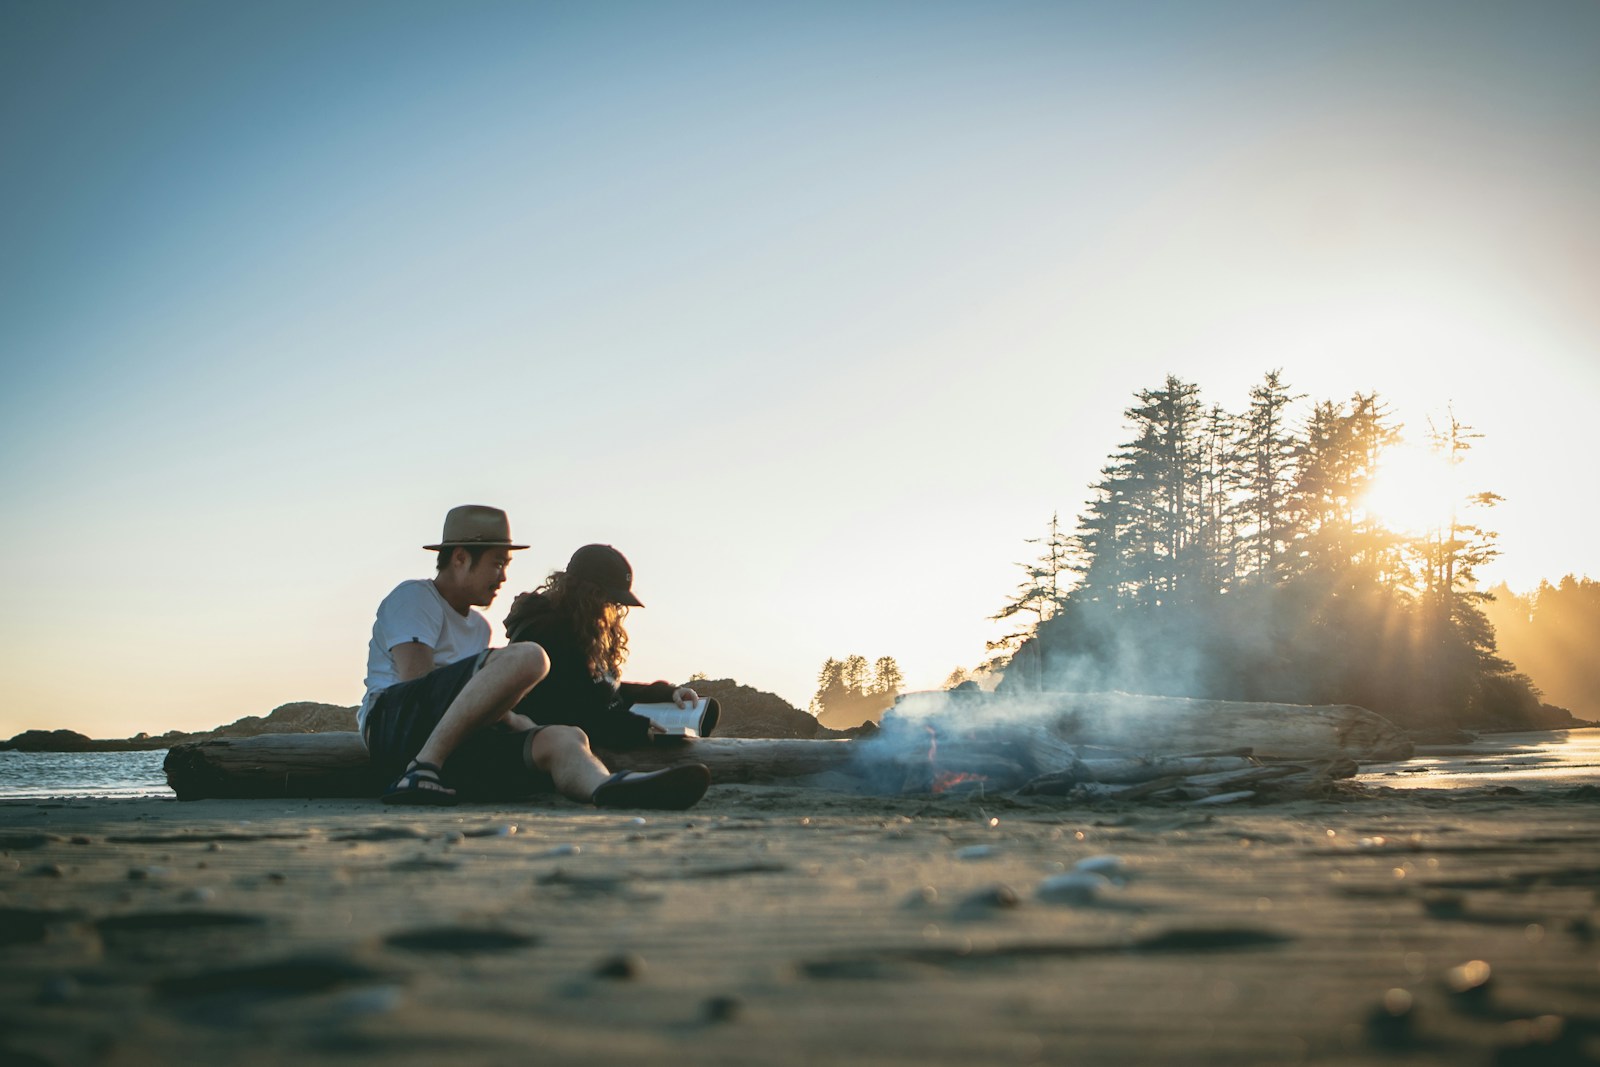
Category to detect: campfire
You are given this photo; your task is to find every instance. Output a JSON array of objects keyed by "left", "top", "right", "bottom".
[{"left": 857, "top": 689, "right": 1368, "bottom": 803}]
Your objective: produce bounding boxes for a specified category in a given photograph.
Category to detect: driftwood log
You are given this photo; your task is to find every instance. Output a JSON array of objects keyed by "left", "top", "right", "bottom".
[
  {"left": 162, "top": 692, "right": 1409, "bottom": 801},
  {"left": 162, "top": 734, "right": 858, "bottom": 801}
]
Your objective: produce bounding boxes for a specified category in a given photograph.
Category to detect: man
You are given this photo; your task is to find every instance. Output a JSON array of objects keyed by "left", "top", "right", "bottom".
[{"left": 359, "top": 504, "right": 710, "bottom": 809}]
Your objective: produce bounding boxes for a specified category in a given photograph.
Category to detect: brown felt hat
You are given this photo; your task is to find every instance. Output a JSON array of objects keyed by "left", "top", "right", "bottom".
[{"left": 423, "top": 505, "right": 529, "bottom": 551}]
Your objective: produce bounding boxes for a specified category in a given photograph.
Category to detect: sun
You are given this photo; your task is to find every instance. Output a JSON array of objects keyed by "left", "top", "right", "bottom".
[{"left": 1359, "top": 445, "right": 1458, "bottom": 536}]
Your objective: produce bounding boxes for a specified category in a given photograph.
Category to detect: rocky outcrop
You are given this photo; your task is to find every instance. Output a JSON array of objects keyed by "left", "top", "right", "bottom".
[
  {"left": 686, "top": 679, "right": 819, "bottom": 739},
  {"left": 1, "top": 702, "right": 358, "bottom": 752}
]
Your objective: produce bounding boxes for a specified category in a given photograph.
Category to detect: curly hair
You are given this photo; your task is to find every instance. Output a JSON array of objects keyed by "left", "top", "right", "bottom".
[{"left": 527, "top": 569, "right": 630, "bottom": 680}]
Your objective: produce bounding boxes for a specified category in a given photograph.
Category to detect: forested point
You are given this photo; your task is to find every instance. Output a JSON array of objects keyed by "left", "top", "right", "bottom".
[
  {"left": 990, "top": 372, "right": 1588, "bottom": 733},
  {"left": 810, "top": 655, "right": 904, "bottom": 730}
]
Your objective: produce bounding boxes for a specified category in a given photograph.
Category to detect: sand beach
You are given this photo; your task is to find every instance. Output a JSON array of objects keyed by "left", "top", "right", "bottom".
[{"left": 3, "top": 734, "right": 1598, "bottom": 1067}]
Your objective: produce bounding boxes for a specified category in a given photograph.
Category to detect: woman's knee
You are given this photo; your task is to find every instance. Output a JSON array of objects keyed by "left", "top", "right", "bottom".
[{"left": 527, "top": 724, "right": 590, "bottom": 765}]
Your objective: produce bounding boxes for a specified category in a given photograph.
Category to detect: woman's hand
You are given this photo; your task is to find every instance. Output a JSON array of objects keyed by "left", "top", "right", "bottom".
[{"left": 672, "top": 686, "right": 700, "bottom": 709}]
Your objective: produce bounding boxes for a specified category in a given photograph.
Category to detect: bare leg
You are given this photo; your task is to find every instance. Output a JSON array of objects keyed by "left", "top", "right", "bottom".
[
  {"left": 525, "top": 725, "right": 613, "bottom": 801},
  {"left": 413, "top": 644, "right": 549, "bottom": 770}
]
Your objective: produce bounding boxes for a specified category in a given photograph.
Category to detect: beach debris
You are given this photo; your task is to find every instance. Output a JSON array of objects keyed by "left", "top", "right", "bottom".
[
  {"left": 595, "top": 951, "right": 645, "bottom": 980},
  {"left": 703, "top": 993, "right": 743, "bottom": 1023},
  {"left": 954, "top": 845, "right": 996, "bottom": 861},
  {"left": 1036, "top": 872, "right": 1109, "bottom": 906},
  {"left": 155, "top": 954, "right": 394, "bottom": 1000},
  {"left": 671, "top": 861, "right": 790, "bottom": 880},
  {"left": 36, "top": 975, "right": 79, "bottom": 1006},
  {"left": 383, "top": 926, "right": 539, "bottom": 954},
  {"left": 802, "top": 926, "right": 1295, "bottom": 977},
  {"left": 536, "top": 844, "right": 580, "bottom": 857},
  {"left": 126, "top": 865, "right": 172, "bottom": 881},
  {"left": 0, "top": 906, "right": 85, "bottom": 947},
  {"left": 0, "top": 832, "right": 62, "bottom": 851},
  {"left": 388, "top": 855, "right": 462, "bottom": 872},
  {"left": 1365, "top": 987, "right": 1415, "bottom": 1048},
  {"left": 96, "top": 911, "right": 267, "bottom": 936},
  {"left": 959, "top": 884, "right": 1021, "bottom": 912},
  {"left": 461, "top": 824, "right": 518, "bottom": 838},
  {"left": 330, "top": 827, "right": 428, "bottom": 843},
  {"left": 1443, "top": 959, "right": 1494, "bottom": 1012}
]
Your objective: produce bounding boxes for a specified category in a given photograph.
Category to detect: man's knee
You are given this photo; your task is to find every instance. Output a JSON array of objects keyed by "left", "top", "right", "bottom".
[{"left": 493, "top": 642, "right": 550, "bottom": 689}]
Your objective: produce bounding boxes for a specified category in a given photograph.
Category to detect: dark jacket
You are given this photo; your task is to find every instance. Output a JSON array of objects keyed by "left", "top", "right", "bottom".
[{"left": 505, "top": 593, "right": 676, "bottom": 749}]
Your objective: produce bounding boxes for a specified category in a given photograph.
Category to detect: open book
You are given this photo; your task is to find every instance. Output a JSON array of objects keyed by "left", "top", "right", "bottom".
[{"left": 632, "top": 698, "right": 717, "bottom": 738}]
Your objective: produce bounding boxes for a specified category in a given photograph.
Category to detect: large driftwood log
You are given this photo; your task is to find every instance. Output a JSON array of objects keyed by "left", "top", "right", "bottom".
[
  {"left": 163, "top": 692, "right": 1409, "bottom": 800},
  {"left": 162, "top": 733, "right": 859, "bottom": 801}
]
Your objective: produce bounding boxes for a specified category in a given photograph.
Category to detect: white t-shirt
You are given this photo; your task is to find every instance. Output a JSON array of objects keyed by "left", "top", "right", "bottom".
[{"left": 358, "top": 579, "right": 491, "bottom": 731}]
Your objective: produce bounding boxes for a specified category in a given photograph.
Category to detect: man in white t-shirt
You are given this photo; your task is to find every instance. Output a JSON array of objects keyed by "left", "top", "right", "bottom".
[{"left": 360, "top": 505, "right": 710, "bottom": 809}]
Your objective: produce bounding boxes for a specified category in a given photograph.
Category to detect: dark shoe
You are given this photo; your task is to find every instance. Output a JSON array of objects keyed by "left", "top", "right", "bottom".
[
  {"left": 591, "top": 765, "right": 711, "bottom": 810},
  {"left": 382, "top": 760, "right": 460, "bottom": 806}
]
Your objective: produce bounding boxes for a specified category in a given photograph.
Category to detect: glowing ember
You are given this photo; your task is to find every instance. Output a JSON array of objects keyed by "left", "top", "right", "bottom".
[{"left": 932, "top": 771, "right": 987, "bottom": 794}]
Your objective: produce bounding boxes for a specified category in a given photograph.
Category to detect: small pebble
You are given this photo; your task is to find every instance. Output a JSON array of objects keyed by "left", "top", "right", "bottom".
[
  {"left": 1074, "top": 855, "right": 1131, "bottom": 884},
  {"left": 28, "top": 863, "right": 65, "bottom": 878},
  {"left": 595, "top": 952, "right": 645, "bottom": 980},
  {"left": 1036, "top": 872, "right": 1109, "bottom": 905},
  {"left": 954, "top": 845, "right": 995, "bottom": 861},
  {"left": 902, "top": 886, "right": 940, "bottom": 909},
  {"left": 179, "top": 887, "right": 216, "bottom": 904},
  {"left": 69, "top": 835, "right": 92, "bottom": 846},
  {"left": 963, "top": 884, "right": 1020, "bottom": 910},
  {"left": 266, "top": 872, "right": 287, "bottom": 883},
  {"left": 127, "top": 866, "right": 171, "bottom": 881},
  {"left": 703, "top": 994, "right": 743, "bottom": 1023},
  {"left": 1444, "top": 959, "right": 1493, "bottom": 1012},
  {"left": 443, "top": 831, "right": 465, "bottom": 844},
  {"left": 537, "top": 844, "right": 580, "bottom": 858},
  {"left": 628, "top": 817, "right": 648, "bottom": 826}
]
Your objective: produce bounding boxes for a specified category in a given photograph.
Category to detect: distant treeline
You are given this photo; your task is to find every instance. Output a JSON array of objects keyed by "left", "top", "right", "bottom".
[
  {"left": 810, "top": 655, "right": 904, "bottom": 729},
  {"left": 993, "top": 372, "right": 1571, "bottom": 731}
]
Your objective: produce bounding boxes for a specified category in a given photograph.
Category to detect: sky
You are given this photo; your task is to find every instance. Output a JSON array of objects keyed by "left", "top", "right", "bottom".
[{"left": 2, "top": 0, "right": 1597, "bottom": 738}]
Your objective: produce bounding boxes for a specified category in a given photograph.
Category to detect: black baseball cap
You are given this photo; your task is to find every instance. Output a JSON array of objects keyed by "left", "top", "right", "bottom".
[{"left": 567, "top": 544, "right": 643, "bottom": 607}]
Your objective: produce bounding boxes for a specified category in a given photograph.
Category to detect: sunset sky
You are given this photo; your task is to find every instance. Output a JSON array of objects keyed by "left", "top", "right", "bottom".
[{"left": 3, "top": 1, "right": 1597, "bottom": 739}]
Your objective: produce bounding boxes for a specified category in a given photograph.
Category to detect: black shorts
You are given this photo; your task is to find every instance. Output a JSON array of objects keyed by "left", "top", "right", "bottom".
[{"left": 364, "top": 652, "right": 555, "bottom": 800}]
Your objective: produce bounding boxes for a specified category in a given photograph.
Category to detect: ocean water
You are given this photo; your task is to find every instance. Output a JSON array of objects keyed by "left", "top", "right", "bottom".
[{"left": 0, "top": 750, "right": 174, "bottom": 799}]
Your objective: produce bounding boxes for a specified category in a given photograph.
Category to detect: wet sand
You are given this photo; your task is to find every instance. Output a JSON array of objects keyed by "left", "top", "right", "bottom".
[{"left": 2, "top": 774, "right": 1598, "bottom": 1065}]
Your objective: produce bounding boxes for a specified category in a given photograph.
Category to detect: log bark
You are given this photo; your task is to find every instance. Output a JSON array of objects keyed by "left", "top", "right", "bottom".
[{"left": 163, "top": 734, "right": 860, "bottom": 801}]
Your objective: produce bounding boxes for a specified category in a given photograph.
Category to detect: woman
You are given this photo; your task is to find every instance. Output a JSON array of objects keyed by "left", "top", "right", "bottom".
[{"left": 502, "top": 544, "right": 717, "bottom": 748}]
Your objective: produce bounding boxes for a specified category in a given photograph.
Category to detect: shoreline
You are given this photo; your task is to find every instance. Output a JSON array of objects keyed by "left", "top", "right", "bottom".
[{"left": 3, "top": 777, "right": 1598, "bottom": 1064}]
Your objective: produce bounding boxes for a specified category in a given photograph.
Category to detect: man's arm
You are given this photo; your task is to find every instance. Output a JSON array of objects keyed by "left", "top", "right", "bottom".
[{"left": 391, "top": 641, "right": 435, "bottom": 683}]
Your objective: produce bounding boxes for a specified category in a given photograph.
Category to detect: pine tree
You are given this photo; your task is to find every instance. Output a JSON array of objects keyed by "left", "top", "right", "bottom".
[
  {"left": 991, "top": 512, "right": 1074, "bottom": 653},
  {"left": 1236, "top": 370, "right": 1303, "bottom": 584},
  {"left": 871, "top": 656, "right": 905, "bottom": 697}
]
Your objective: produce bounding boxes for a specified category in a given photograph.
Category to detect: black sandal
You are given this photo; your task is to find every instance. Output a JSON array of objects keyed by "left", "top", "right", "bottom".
[
  {"left": 591, "top": 765, "right": 711, "bottom": 810},
  {"left": 382, "top": 760, "right": 459, "bottom": 806}
]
